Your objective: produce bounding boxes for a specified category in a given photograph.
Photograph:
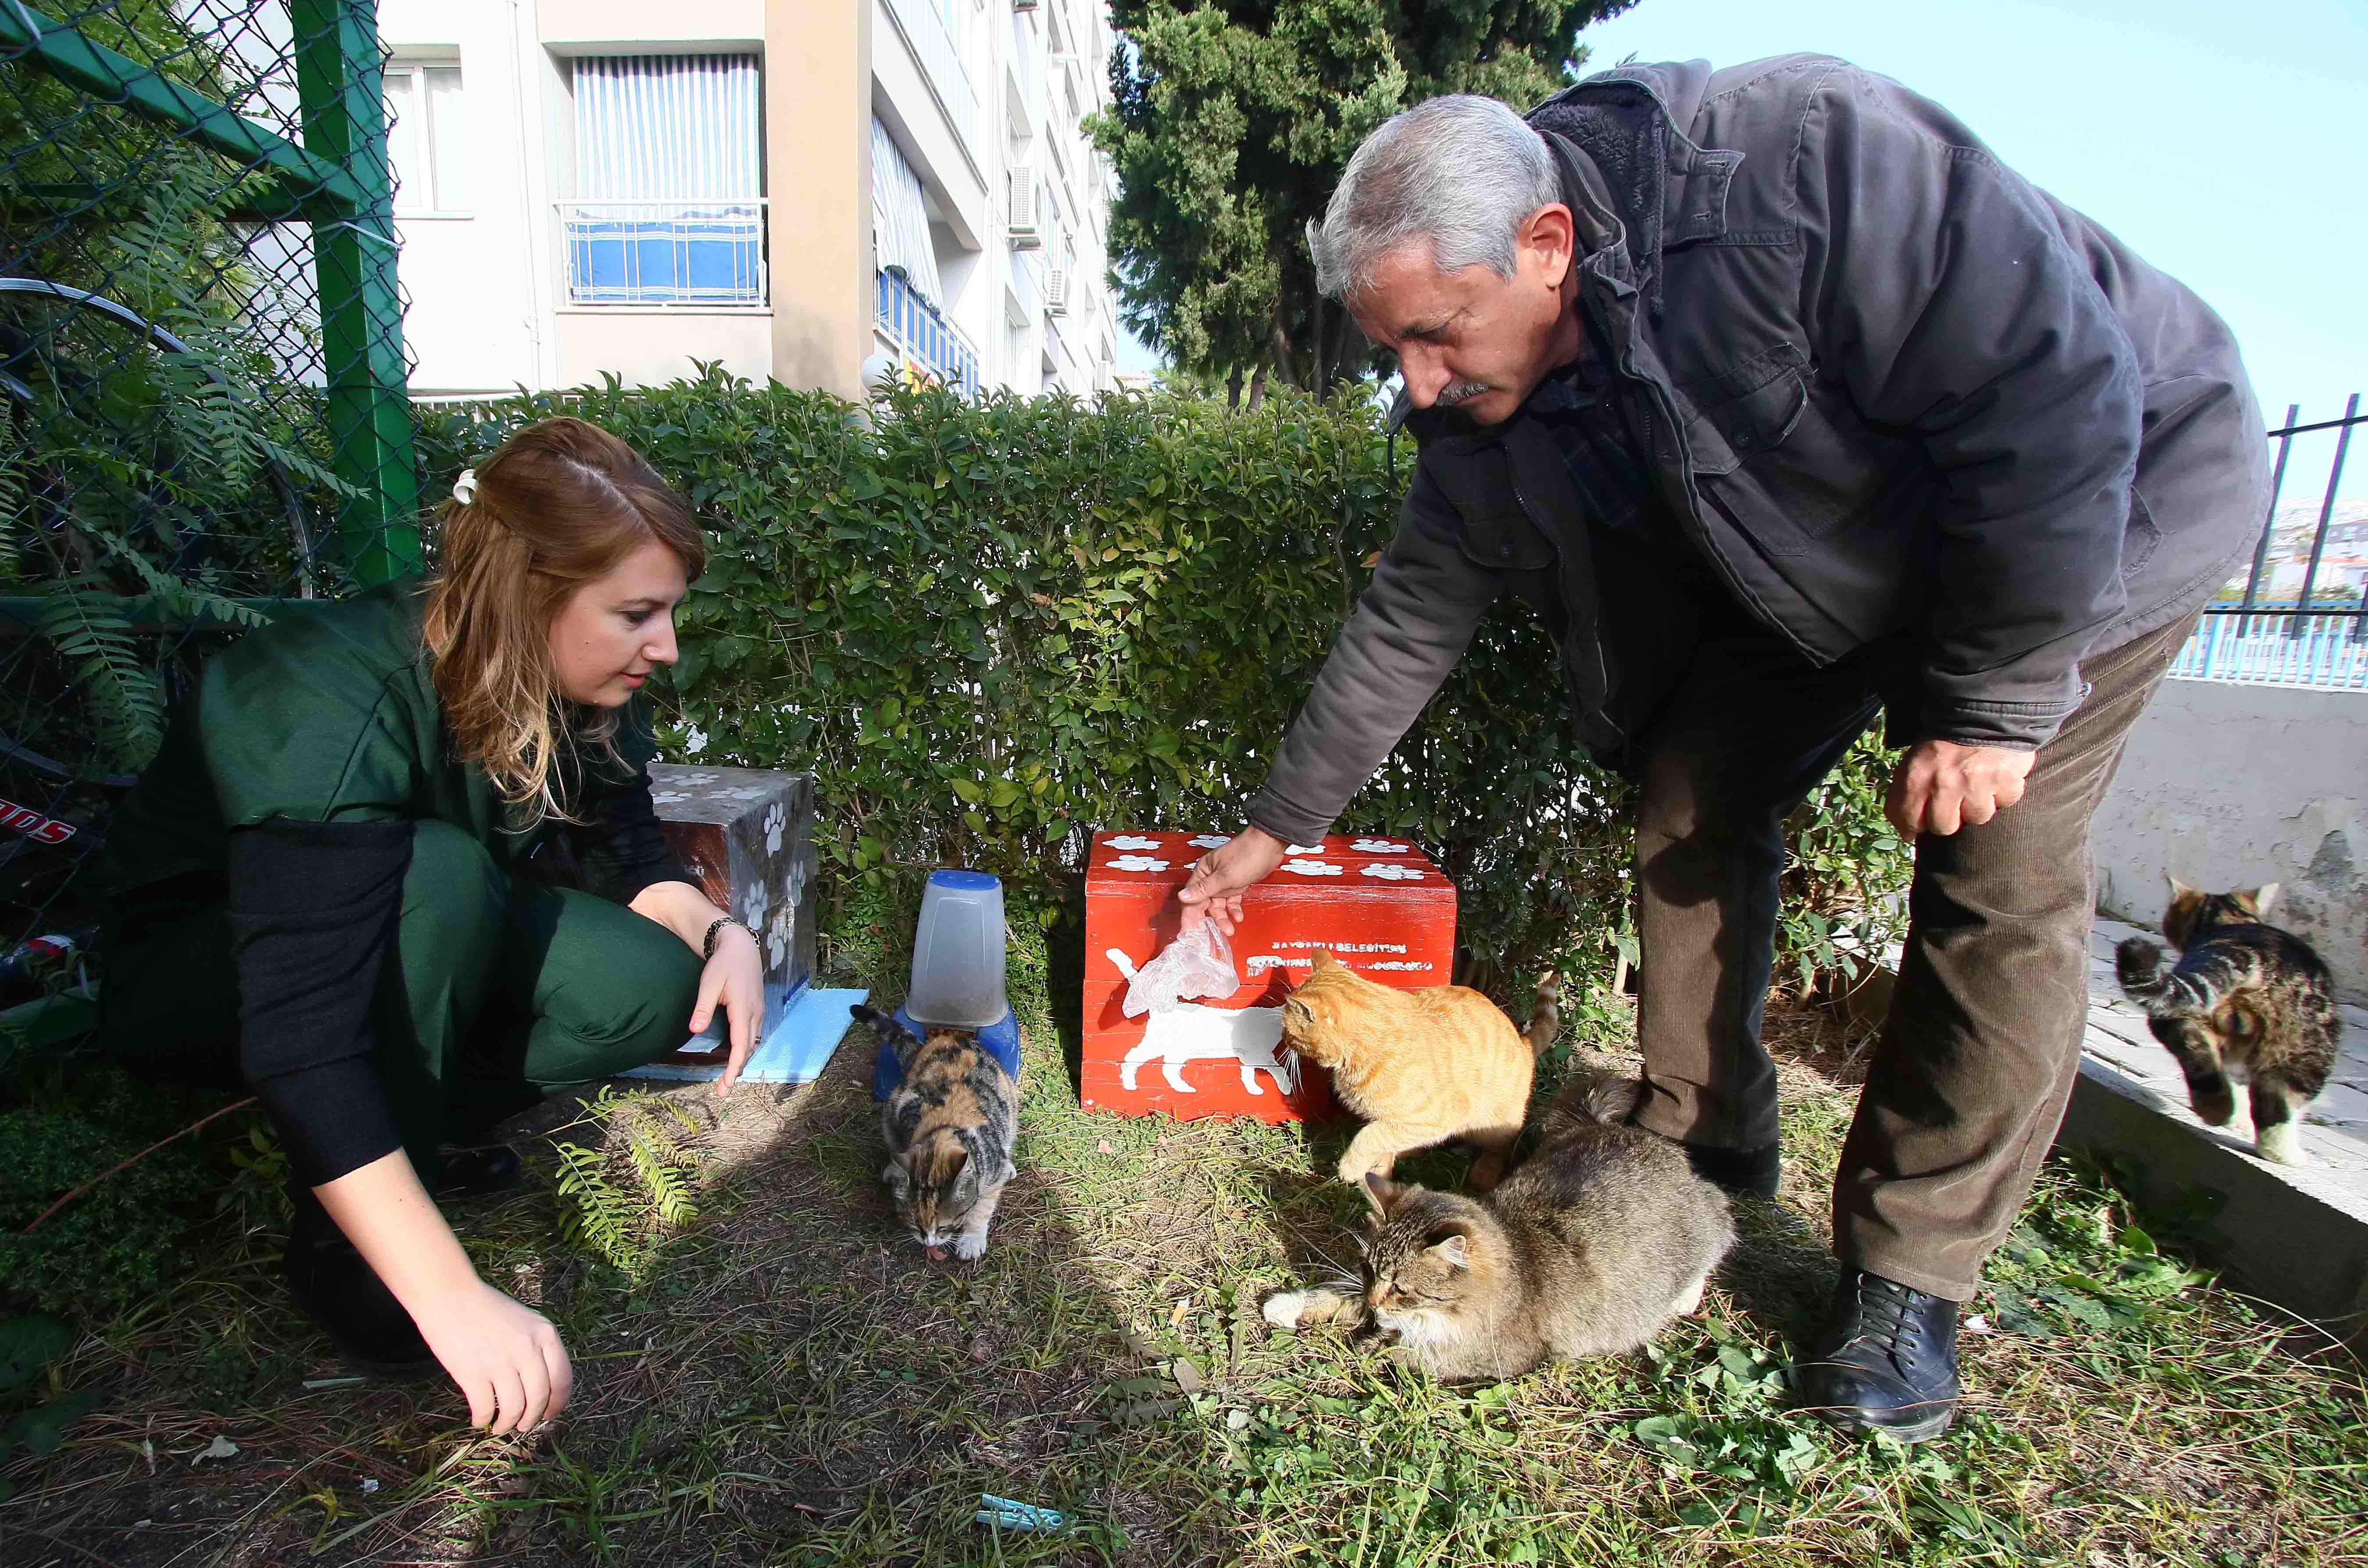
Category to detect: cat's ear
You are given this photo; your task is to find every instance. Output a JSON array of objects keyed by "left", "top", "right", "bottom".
[
  {"left": 1363, "top": 1171, "right": 1407, "bottom": 1213},
  {"left": 1310, "top": 948, "right": 1338, "bottom": 970},
  {"left": 1424, "top": 1229, "right": 1471, "bottom": 1271},
  {"left": 2243, "top": 883, "right": 2281, "bottom": 920}
]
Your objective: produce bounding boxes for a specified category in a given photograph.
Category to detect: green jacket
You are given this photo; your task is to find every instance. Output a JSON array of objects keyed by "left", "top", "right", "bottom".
[{"left": 98, "top": 583, "right": 680, "bottom": 915}]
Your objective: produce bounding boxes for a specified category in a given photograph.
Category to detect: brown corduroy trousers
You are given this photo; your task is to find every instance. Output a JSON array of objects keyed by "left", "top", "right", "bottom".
[{"left": 1627, "top": 609, "right": 2197, "bottom": 1301}]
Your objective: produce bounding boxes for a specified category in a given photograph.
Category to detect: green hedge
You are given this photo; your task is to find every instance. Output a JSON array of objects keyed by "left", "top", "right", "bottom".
[{"left": 415, "top": 370, "right": 1907, "bottom": 997}]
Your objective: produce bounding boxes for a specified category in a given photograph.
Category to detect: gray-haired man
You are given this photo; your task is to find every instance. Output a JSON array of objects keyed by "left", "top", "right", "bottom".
[{"left": 1178, "top": 57, "right": 2267, "bottom": 1441}]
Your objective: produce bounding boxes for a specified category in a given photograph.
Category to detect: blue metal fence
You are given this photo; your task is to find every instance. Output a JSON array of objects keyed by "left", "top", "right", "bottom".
[
  {"left": 2177, "top": 397, "right": 2367, "bottom": 688},
  {"left": 875, "top": 266, "right": 981, "bottom": 398}
]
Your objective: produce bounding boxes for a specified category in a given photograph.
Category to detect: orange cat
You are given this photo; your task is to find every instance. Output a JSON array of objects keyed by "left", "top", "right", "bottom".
[{"left": 1280, "top": 949, "right": 1539, "bottom": 1191}]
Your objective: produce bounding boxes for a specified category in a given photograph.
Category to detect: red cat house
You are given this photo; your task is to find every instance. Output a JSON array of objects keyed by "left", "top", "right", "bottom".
[{"left": 1081, "top": 830, "right": 1457, "bottom": 1123}]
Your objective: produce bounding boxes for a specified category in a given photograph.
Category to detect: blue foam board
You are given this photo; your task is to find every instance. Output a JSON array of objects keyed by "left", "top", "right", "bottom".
[{"left": 623, "top": 984, "right": 870, "bottom": 1085}]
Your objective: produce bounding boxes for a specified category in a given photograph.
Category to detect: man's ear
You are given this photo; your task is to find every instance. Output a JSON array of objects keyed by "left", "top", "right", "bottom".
[{"left": 1521, "top": 202, "right": 1578, "bottom": 290}]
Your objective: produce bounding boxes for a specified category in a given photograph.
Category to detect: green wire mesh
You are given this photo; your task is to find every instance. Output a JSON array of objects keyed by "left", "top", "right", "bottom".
[{"left": 0, "top": 1, "right": 413, "bottom": 998}]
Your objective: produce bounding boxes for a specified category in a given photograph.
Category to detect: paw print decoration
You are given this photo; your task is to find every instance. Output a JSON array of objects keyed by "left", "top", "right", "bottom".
[
  {"left": 1106, "top": 834, "right": 1164, "bottom": 852},
  {"left": 1187, "top": 834, "right": 1232, "bottom": 849},
  {"left": 1282, "top": 859, "right": 1342, "bottom": 877},
  {"left": 1350, "top": 837, "right": 1409, "bottom": 854},
  {"left": 764, "top": 800, "right": 787, "bottom": 854},
  {"left": 1111, "top": 854, "right": 1170, "bottom": 873},
  {"left": 1360, "top": 863, "right": 1423, "bottom": 881}
]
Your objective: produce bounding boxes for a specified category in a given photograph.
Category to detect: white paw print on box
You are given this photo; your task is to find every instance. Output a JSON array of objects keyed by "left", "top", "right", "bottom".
[
  {"left": 763, "top": 801, "right": 786, "bottom": 854},
  {"left": 1111, "top": 854, "right": 1170, "bottom": 873},
  {"left": 1350, "top": 837, "right": 1409, "bottom": 854},
  {"left": 1282, "top": 859, "right": 1341, "bottom": 877},
  {"left": 1284, "top": 842, "right": 1326, "bottom": 856},
  {"left": 1187, "top": 834, "right": 1231, "bottom": 849},
  {"left": 1106, "top": 834, "right": 1164, "bottom": 852},
  {"left": 1361, "top": 863, "right": 1424, "bottom": 882}
]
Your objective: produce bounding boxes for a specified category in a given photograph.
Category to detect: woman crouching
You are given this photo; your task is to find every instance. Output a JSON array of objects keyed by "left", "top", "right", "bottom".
[{"left": 95, "top": 418, "right": 761, "bottom": 1433}]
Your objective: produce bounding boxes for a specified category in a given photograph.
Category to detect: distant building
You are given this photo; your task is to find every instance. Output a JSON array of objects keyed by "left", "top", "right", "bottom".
[{"left": 375, "top": 0, "right": 1119, "bottom": 401}]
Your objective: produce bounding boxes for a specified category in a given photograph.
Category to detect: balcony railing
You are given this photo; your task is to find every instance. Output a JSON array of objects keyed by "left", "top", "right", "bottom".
[
  {"left": 877, "top": 265, "right": 980, "bottom": 398},
  {"left": 2175, "top": 396, "right": 2367, "bottom": 690},
  {"left": 556, "top": 199, "right": 768, "bottom": 307},
  {"left": 883, "top": 0, "right": 980, "bottom": 163}
]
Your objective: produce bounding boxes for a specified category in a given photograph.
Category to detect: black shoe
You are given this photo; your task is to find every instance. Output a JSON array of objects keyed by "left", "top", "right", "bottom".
[
  {"left": 282, "top": 1196, "right": 440, "bottom": 1381},
  {"left": 1796, "top": 1269, "right": 1961, "bottom": 1443},
  {"left": 1683, "top": 1140, "right": 1782, "bottom": 1199},
  {"left": 434, "top": 1143, "right": 523, "bottom": 1202}
]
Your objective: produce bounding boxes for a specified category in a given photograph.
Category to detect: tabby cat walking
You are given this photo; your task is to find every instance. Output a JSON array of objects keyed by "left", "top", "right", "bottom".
[
  {"left": 2115, "top": 880, "right": 2337, "bottom": 1167},
  {"left": 855, "top": 1005, "right": 1019, "bottom": 1258}
]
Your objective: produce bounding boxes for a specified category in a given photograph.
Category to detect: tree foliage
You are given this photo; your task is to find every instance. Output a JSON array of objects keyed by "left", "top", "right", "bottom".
[{"left": 1091, "top": 0, "right": 1635, "bottom": 399}]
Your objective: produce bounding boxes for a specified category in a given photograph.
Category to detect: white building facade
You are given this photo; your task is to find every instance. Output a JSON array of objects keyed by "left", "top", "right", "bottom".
[{"left": 374, "top": 0, "right": 1120, "bottom": 401}]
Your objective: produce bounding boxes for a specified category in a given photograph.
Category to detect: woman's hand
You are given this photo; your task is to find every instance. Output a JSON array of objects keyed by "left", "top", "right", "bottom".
[
  {"left": 412, "top": 1279, "right": 573, "bottom": 1435},
  {"left": 313, "top": 1151, "right": 572, "bottom": 1435},
  {"left": 693, "top": 921, "right": 766, "bottom": 1094}
]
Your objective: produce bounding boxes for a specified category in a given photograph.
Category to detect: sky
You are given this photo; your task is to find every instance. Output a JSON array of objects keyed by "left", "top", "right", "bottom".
[{"left": 1115, "top": 0, "right": 2368, "bottom": 495}]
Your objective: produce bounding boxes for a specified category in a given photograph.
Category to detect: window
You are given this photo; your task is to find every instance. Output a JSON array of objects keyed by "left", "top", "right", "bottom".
[
  {"left": 563, "top": 54, "right": 766, "bottom": 306},
  {"left": 383, "top": 62, "right": 467, "bottom": 215}
]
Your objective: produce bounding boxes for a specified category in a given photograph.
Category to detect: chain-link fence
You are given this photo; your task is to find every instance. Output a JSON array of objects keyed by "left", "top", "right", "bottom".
[{"left": 0, "top": 1, "right": 413, "bottom": 1028}]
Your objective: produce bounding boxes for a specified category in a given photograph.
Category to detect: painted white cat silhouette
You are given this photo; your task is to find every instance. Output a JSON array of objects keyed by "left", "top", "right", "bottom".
[{"left": 1105, "top": 948, "right": 1296, "bottom": 1096}]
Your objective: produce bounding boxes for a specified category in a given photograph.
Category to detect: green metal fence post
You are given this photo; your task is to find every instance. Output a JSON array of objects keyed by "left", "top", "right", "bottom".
[{"left": 289, "top": 0, "right": 420, "bottom": 586}]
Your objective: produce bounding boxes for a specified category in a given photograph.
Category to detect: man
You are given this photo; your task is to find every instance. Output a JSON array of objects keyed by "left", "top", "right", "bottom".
[{"left": 1178, "top": 58, "right": 2267, "bottom": 1443}]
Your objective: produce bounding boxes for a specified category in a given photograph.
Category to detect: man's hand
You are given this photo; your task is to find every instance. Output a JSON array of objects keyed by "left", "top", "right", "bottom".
[
  {"left": 1176, "top": 826, "right": 1289, "bottom": 937},
  {"left": 1887, "top": 739, "right": 2036, "bottom": 837}
]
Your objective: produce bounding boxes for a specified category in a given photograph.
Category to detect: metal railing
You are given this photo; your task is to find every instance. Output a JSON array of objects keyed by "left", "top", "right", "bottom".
[
  {"left": 556, "top": 199, "right": 768, "bottom": 308},
  {"left": 2175, "top": 397, "right": 2367, "bottom": 688},
  {"left": 876, "top": 266, "right": 980, "bottom": 398}
]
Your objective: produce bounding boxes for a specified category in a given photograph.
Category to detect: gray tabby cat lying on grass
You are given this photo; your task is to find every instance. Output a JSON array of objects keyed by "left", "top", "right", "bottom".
[
  {"left": 1262, "top": 1075, "right": 1734, "bottom": 1380},
  {"left": 2115, "top": 879, "right": 2338, "bottom": 1168},
  {"left": 854, "top": 1005, "right": 1018, "bottom": 1260}
]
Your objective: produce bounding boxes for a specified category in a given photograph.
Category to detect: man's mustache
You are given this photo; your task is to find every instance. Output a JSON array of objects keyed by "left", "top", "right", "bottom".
[{"left": 1435, "top": 380, "right": 1491, "bottom": 406}]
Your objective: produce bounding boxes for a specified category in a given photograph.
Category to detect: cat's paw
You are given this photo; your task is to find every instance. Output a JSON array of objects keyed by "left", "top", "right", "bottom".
[
  {"left": 951, "top": 1231, "right": 990, "bottom": 1262},
  {"left": 2257, "top": 1123, "right": 2310, "bottom": 1167},
  {"left": 2114, "top": 936, "right": 2164, "bottom": 987},
  {"left": 1261, "top": 1291, "right": 1308, "bottom": 1331}
]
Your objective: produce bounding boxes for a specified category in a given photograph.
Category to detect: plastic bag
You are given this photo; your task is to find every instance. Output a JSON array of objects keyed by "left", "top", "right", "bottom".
[{"left": 1123, "top": 922, "right": 1241, "bottom": 1017}]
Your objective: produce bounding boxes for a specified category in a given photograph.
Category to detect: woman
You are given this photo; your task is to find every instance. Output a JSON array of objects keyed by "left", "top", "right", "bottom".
[{"left": 95, "top": 418, "right": 762, "bottom": 1435}]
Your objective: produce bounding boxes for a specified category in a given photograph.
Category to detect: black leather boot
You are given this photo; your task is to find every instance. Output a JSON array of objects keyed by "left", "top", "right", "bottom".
[
  {"left": 1683, "top": 1140, "right": 1781, "bottom": 1200},
  {"left": 282, "top": 1192, "right": 440, "bottom": 1381},
  {"left": 434, "top": 1143, "right": 523, "bottom": 1202},
  {"left": 1796, "top": 1269, "right": 1961, "bottom": 1442}
]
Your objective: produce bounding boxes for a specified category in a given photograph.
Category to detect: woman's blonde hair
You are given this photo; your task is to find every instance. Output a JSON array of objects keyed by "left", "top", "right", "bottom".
[{"left": 420, "top": 417, "right": 705, "bottom": 824}]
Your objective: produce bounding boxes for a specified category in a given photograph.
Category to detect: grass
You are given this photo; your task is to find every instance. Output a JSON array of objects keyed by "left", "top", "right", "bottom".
[{"left": 2, "top": 910, "right": 2364, "bottom": 1566}]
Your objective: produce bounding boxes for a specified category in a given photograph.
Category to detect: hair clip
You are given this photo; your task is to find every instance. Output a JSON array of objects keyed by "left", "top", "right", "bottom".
[{"left": 452, "top": 468, "right": 478, "bottom": 505}]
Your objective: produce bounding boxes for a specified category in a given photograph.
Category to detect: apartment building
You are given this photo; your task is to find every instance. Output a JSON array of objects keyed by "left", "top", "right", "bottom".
[{"left": 375, "top": 0, "right": 1120, "bottom": 401}]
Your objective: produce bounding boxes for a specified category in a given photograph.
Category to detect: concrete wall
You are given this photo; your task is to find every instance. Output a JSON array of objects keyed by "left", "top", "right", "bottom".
[
  {"left": 2093, "top": 677, "right": 2368, "bottom": 1003},
  {"left": 553, "top": 310, "right": 773, "bottom": 387},
  {"left": 766, "top": 0, "right": 871, "bottom": 399}
]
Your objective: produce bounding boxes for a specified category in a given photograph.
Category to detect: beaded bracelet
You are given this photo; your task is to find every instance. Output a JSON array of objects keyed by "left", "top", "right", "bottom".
[{"left": 702, "top": 916, "right": 756, "bottom": 960}]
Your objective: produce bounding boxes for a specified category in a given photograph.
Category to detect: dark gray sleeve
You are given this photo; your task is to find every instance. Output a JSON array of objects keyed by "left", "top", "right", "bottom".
[
  {"left": 1796, "top": 66, "right": 2143, "bottom": 749},
  {"left": 572, "top": 699, "right": 694, "bottom": 907},
  {"left": 1242, "top": 470, "right": 1505, "bottom": 845}
]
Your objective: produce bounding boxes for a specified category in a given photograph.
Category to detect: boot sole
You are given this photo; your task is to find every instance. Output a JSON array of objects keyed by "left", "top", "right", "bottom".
[{"left": 1807, "top": 1399, "right": 1958, "bottom": 1444}]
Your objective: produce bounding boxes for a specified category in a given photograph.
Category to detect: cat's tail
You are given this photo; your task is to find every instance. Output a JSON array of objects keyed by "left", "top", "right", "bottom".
[
  {"left": 1519, "top": 969, "right": 1561, "bottom": 1055},
  {"left": 1541, "top": 1070, "right": 1647, "bottom": 1136},
  {"left": 851, "top": 1002, "right": 924, "bottom": 1069},
  {"left": 2115, "top": 937, "right": 2218, "bottom": 1017}
]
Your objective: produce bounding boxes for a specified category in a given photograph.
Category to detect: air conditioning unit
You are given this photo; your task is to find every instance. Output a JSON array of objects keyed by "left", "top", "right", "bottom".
[
  {"left": 1045, "top": 267, "right": 1070, "bottom": 315},
  {"left": 1005, "top": 167, "right": 1043, "bottom": 248}
]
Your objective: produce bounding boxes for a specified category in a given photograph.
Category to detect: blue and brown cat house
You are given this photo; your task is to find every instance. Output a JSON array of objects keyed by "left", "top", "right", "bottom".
[{"left": 1081, "top": 830, "right": 1457, "bottom": 1123}]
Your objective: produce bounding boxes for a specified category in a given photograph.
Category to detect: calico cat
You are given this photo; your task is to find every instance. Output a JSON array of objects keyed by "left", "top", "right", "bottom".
[
  {"left": 852, "top": 1004, "right": 1019, "bottom": 1259},
  {"left": 1280, "top": 948, "right": 1537, "bottom": 1190},
  {"left": 1262, "top": 1075, "right": 1735, "bottom": 1380},
  {"left": 2115, "top": 879, "right": 2338, "bottom": 1168}
]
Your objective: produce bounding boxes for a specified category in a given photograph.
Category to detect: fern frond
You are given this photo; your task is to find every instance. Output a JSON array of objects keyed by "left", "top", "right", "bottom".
[
  {"left": 626, "top": 1126, "right": 700, "bottom": 1230},
  {"left": 553, "top": 1139, "right": 645, "bottom": 1276},
  {"left": 95, "top": 533, "right": 268, "bottom": 629},
  {"left": 34, "top": 579, "right": 162, "bottom": 771}
]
